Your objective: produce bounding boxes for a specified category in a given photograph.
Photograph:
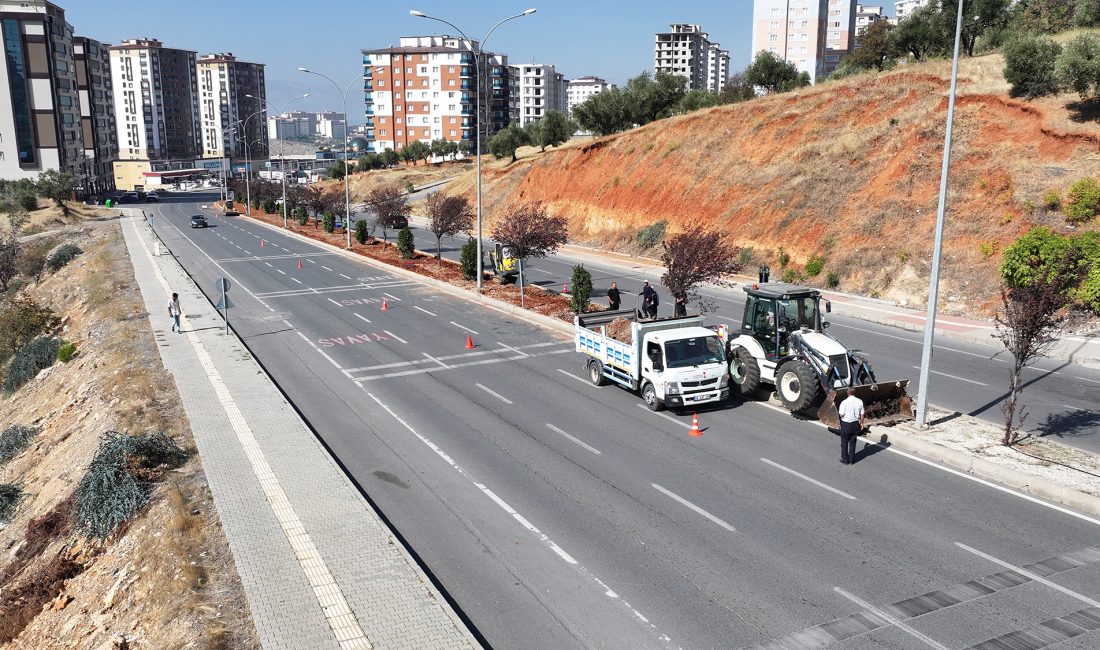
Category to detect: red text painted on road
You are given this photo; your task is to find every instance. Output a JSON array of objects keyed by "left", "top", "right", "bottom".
[{"left": 318, "top": 332, "right": 393, "bottom": 347}]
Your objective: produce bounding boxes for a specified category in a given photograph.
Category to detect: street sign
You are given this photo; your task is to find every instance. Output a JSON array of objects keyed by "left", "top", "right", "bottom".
[
  {"left": 216, "top": 278, "right": 231, "bottom": 293},
  {"left": 214, "top": 296, "right": 233, "bottom": 310}
]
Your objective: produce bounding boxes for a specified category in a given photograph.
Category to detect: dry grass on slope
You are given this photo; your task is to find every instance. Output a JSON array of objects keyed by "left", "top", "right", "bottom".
[{"left": 443, "top": 51, "right": 1100, "bottom": 315}]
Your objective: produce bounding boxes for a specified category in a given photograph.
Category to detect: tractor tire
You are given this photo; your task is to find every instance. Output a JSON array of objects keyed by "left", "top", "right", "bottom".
[
  {"left": 588, "top": 360, "right": 607, "bottom": 386},
  {"left": 641, "top": 381, "right": 664, "bottom": 411},
  {"left": 728, "top": 346, "right": 762, "bottom": 396},
  {"left": 775, "top": 360, "right": 822, "bottom": 412}
]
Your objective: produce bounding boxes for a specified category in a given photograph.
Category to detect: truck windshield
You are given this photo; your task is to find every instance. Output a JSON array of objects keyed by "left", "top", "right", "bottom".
[
  {"left": 664, "top": 336, "right": 724, "bottom": 368},
  {"left": 779, "top": 297, "right": 818, "bottom": 330}
]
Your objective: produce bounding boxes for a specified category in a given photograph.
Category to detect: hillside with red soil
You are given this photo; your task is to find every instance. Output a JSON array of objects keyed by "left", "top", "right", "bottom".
[{"left": 446, "top": 53, "right": 1100, "bottom": 314}]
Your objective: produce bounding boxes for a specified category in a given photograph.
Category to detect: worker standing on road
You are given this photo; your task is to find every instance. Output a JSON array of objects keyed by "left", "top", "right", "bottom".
[
  {"left": 607, "top": 282, "right": 621, "bottom": 311},
  {"left": 673, "top": 292, "right": 687, "bottom": 317},
  {"left": 168, "top": 293, "right": 182, "bottom": 334},
  {"left": 838, "top": 387, "right": 865, "bottom": 465},
  {"left": 639, "top": 281, "right": 655, "bottom": 319},
  {"left": 760, "top": 264, "right": 770, "bottom": 283}
]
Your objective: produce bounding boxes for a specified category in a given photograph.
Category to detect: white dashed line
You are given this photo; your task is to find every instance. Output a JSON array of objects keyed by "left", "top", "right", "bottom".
[
  {"left": 475, "top": 383, "right": 513, "bottom": 404},
  {"left": 354, "top": 313, "right": 372, "bottom": 325},
  {"left": 954, "top": 542, "right": 1100, "bottom": 608},
  {"left": 384, "top": 330, "right": 408, "bottom": 344},
  {"left": 450, "top": 321, "right": 478, "bottom": 334},
  {"left": 556, "top": 368, "right": 589, "bottom": 384},
  {"left": 546, "top": 423, "right": 601, "bottom": 455},
  {"left": 414, "top": 305, "right": 438, "bottom": 317},
  {"left": 322, "top": 266, "right": 333, "bottom": 271},
  {"left": 652, "top": 483, "right": 735, "bottom": 532},
  {"left": 911, "top": 366, "right": 988, "bottom": 386},
  {"left": 291, "top": 277, "right": 302, "bottom": 284},
  {"left": 276, "top": 269, "right": 286, "bottom": 275},
  {"left": 423, "top": 353, "right": 449, "bottom": 369},
  {"left": 636, "top": 404, "right": 691, "bottom": 429},
  {"left": 340, "top": 273, "right": 351, "bottom": 279},
  {"left": 760, "top": 458, "right": 856, "bottom": 500},
  {"left": 834, "top": 587, "right": 949, "bottom": 650}
]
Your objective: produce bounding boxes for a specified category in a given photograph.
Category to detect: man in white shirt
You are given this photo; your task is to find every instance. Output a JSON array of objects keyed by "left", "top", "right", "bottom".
[
  {"left": 838, "top": 387, "right": 865, "bottom": 465},
  {"left": 168, "top": 293, "right": 182, "bottom": 334}
]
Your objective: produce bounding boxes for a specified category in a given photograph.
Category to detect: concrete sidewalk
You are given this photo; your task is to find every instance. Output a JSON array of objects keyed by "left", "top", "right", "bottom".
[{"left": 119, "top": 215, "right": 478, "bottom": 650}]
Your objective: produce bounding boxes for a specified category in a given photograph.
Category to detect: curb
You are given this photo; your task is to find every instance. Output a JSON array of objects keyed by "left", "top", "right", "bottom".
[
  {"left": 871, "top": 424, "right": 1100, "bottom": 519},
  {"left": 237, "top": 213, "right": 1100, "bottom": 520}
]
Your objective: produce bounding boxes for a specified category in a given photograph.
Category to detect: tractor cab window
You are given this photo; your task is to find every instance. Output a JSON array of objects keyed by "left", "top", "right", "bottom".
[
  {"left": 752, "top": 299, "right": 778, "bottom": 357},
  {"left": 779, "top": 297, "right": 818, "bottom": 332}
]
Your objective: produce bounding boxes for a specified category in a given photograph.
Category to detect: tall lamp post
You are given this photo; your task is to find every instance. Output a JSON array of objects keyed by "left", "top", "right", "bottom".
[
  {"left": 915, "top": 0, "right": 965, "bottom": 428},
  {"left": 236, "top": 108, "right": 267, "bottom": 215},
  {"left": 246, "top": 93, "right": 309, "bottom": 226},
  {"left": 410, "top": 8, "right": 537, "bottom": 293},
  {"left": 298, "top": 68, "right": 365, "bottom": 249},
  {"left": 220, "top": 125, "right": 236, "bottom": 203}
]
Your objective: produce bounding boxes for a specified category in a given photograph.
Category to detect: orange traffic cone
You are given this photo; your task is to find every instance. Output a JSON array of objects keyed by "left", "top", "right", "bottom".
[
  {"left": 381, "top": 298, "right": 389, "bottom": 311},
  {"left": 465, "top": 334, "right": 476, "bottom": 349},
  {"left": 296, "top": 259, "right": 303, "bottom": 269},
  {"left": 689, "top": 413, "right": 702, "bottom": 437},
  {"left": 562, "top": 280, "right": 569, "bottom": 294},
  {"left": 260, "top": 239, "right": 265, "bottom": 247}
]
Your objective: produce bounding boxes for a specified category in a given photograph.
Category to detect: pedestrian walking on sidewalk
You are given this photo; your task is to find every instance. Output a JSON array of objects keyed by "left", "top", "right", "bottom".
[
  {"left": 607, "top": 282, "right": 621, "bottom": 311},
  {"left": 168, "top": 293, "right": 182, "bottom": 333},
  {"left": 838, "top": 387, "right": 865, "bottom": 465}
]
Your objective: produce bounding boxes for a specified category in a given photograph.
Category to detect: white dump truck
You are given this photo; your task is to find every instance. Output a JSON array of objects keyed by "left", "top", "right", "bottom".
[{"left": 575, "top": 309, "right": 729, "bottom": 411}]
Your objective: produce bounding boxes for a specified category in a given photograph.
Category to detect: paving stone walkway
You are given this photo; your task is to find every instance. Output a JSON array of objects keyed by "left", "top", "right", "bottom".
[{"left": 120, "top": 216, "right": 478, "bottom": 650}]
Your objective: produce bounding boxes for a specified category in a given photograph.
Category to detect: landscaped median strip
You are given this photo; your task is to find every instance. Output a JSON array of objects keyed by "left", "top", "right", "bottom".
[{"left": 236, "top": 209, "right": 1100, "bottom": 523}]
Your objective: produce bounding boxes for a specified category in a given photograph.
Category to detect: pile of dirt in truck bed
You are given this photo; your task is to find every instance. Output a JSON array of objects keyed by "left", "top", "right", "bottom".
[{"left": 604, "top": 317, "right": 633, "bottom": 344}]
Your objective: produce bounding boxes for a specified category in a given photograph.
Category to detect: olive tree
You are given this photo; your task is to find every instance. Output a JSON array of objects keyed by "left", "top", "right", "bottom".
[{"left": 490, "top": 201, "right": 568, "bottom": 307}]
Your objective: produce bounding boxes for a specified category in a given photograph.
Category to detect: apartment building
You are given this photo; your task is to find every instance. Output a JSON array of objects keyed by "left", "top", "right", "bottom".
[
  {"left": 317, "top": 116, "right": 345, "bottom": 140},
  {"left": 895, "top": 0, "right": 930, "bottom": 20},
  {"left": 0, "top": 0, "right": 96, "bottom": 190},
  {"left": 267, "top": 111, "right": 344, "bottom": 140},
  {"left": 653, "top": 24, "right": 728, "bottom": 92},
  {"left": 510, "top": 63, "right": 566, "bottom": 126},
  {"left": 109, "top": 38, "right": 200, "bottom": 161},
  {"left": 195, "top": 52, "right": 267, "bottom": 160},
  {"left": 362, "top": 35, "right": 512, "bottom": 153},
  {"left": 751, "top": 0, "right": 857, "bottom": 83},
  {"left": 565, "top": 76, "right": 614, "bottom": 115},
  {"left": 74, "top": 36, "right": 117, "bottom": 195}
]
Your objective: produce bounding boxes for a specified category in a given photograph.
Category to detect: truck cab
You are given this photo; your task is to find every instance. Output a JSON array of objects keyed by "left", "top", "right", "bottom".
[{"left": 576, "top": 309, "right": 729, "bottom": 411}]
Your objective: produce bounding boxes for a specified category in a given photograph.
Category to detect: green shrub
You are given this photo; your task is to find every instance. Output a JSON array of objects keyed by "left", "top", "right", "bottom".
[
  {"left": 294, "top": 205, "right": 308, "bottom": 226},
  {"left": 826, "top": 271, "right": 840, "bottom": 289},
  {"left": 405, "top": 181, "right": 416, "bottom": 194},
  {"left": 0, "top": 483, "right": 22, "bottom": 523},
  {"left": 75, "top": 431, "right": 188, "bottom": 539},
  {"left": 460, "top": 237, "right": 479, "bottom": 280},
  {"left": 45, "top": 244, "right": 82, "bottom": 271},
  {"left": 569, "top": 264, "right": 593, "bottom": 314},
  {"left": 0, "top": 297, "right": 59, "bottom": 364},
  {"left": 251, "top": 197, "right": 260, "bottom": 211},
  {"left": 636, "top": 220, "right": 667, "bottom": 249},
  {"left": 781, "top": 268, "right": 802, "bottom": 284},
  {"left": 1057, "top": 34, "right": 1100, "bottom": 98},
  {"left": 978, "top": 240, "right": 998, "bottom": 258},
  {"left": 355, "top": 219, "right": 370, "bottom": 245},
  {"left": 1042, "top": 189, "right": 1062, "bottom": 211},
  {"left": 4, "top": 336, "right": 61, "bottom": 393},
  {"left": 1003, "top": 35, "right": 1062, "bottom": 99},
  {"left": 322, "top": 212, "right": 335, "bottom": 233},
  {"left": 262, "top": 199, "right": 277, "bottom": 214},
  {"left": 396, "top": 227, "right": 415, "bottom": 259},
  {"left": 804, "top": 255, "right": 825, "bottom": 277},
  {"left": 57, "top": 342, "right": 76, "bottom": 363},
  {"left": 737, "top": 247, "right": 755, "bottom": 266},
  {"left": 16, "top": 190, "right": 37, "bottom": 212},
  {"left": 777, "top": 247, "right": 791, "bottom": 268},
  {"left": 0, "top": 424, "right": 39, "bottom": 463},
  {"left": 1065, "top": 178, "right": 1100, "bottom": 224}
]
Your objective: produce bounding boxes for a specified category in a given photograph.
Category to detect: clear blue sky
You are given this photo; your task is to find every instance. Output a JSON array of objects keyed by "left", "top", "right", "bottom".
[{"left": 64, "top": 0, "right": 770, "bottom": 121}]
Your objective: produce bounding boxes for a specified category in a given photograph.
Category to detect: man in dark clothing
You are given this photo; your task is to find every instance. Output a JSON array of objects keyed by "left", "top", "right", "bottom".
[
  {"left": 607, "top": 282, "right": 621, "bottom": 310},
  {"left": 673, "top": 292, "right": 687, "bottom": 317},
  {"left": 761, "top": 264, "right": 770, "bottom": 283},
  {"left": 647, "top": 289, "right": 660, "bottom": 319},
  {"left": 639, "top": 281, "right": 655, "bottom": 319}
]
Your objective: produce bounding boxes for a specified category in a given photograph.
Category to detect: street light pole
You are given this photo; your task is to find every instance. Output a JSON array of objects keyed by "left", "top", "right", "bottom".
[
  {"left": 299, "top": 69, "right": 364, "bottom": 249},
  {"left": 411, "top": 8, "right": 537, "bottom": 292},
  {"left": 257, "top": 93, "right": 310, "bottom": 228},
  {"left": 220, "top": 125, "right": 235, "bottom": 205},
  {"left": 915, "top": 0, "right": 965, "bottom": 428},
  {"left": 237, "top": 108, "right": 267, "bottom": 216}
]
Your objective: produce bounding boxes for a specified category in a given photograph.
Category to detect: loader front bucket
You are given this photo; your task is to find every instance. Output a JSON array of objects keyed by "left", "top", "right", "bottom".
[{"left": 818, "top": 380, "right": 914, "bottom": 428}]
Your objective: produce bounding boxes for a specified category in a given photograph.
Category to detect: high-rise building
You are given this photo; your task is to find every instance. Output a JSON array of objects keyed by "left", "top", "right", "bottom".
[
  {"left": 109, "top": 38, "right": 200, "bottom": 161},
  {"left": 267, "top": 111, "right": 345, "bottom": 141},
  {"left": 565, "top": 76, "right": 615, "bottom": 116},
  {"left": 855, "top": 5, "right": 885, "bottom": 47},
  {"left": 0, "top": 1, "right": 91, "bottom": 187},
  {"left": 195, "top": 52, "right": 267, "bottom": 161},
  {"left": 74, "top": 36, "right": 118, "bottom": 195},
  {"left": 510, "top": 63, "right": 566, "bottom": 127},
  {"left": 362, "top": 35, "right": 512, "bottom": 154},
  {"left": 317, "top": 116, "right": 345, "bottom": 140},
  {"left": 654, "top": 24, "right": 728, "bottom": 92},
  {"left": 751, "top": 0, "right": 857, "bottom": 83},
  {"left": 895, "top": 0, "right": 930, "bottom": 20}
]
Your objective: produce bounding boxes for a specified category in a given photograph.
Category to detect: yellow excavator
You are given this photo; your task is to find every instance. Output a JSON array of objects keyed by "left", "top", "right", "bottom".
[{"left": 488, "top": 243, "right": 519, "bottom": 284}]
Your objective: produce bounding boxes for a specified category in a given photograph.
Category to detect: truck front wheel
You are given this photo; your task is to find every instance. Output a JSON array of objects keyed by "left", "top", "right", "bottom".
[
  {"left": 588, "top": 360, "right": 607, "bottom": 386},
  {"left": 729, "top": 346, "right": 762, "bottom": 396},
  {"left": 641, "top": 382, "right": 664, "bottom": 411}
]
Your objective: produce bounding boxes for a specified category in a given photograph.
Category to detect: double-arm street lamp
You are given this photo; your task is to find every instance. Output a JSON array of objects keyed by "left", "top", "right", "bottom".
[
  {"left": 220, "top": 125, "right": 236, "bottom": 203},
  {"left": 298, "top": 68, "right": 366, "bottom": 248},
  {"left": 246, "top": 92, "right": 310, "bottom": 226},
  {"left": 236, "top": 107, "right": 267, "bottom": 215},
  {"left": 410, "top": 8, "right": 536, "bottom": 292}
]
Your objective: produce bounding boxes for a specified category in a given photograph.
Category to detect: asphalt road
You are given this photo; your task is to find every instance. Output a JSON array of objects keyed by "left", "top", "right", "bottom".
[
  {"left": 344, "top": 187, "right": 1100, "bottom": 456},
  {"left": 146, "top": 191, "right": 1100, "bottom": 649}
]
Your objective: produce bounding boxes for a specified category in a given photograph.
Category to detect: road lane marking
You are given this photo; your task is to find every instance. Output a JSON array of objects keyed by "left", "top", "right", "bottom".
[
  {"left": 760, "top": 458, "right": 856, "bottom": 500},
  {"left": 322, "top": 265, "right": 333, "bottom": 271},
  {"left": 423, "top": 352, "right": 449, "bottom": 369},
  {"left": 383, "top": 330, "right": 407, "bottom": 344},
  {"left": 1064, "top": 404, "right": 1097, "bottom": 413},
  {"left": 450, "top": 321, "right": 478, "bottom": 334},
  {"left": 911, "top": 366, "right": 988, "bottom": 386},
  {"left": 363, "top": 391, "right": 669, "bottom": 643},
  {"left": 954, "top": 542, "right": 1100, "bottom": 608},
  {"left": 383, "top": 292, "right": 402, "bottom": 301},
  {"left": 276, "top": 269, "right": 286, "bottom": 275},
  {"left": 414, "top": 305, "right": 438, "bottom": 317},
  {"left": 475, "top": 383, "right": 512, "bottom": 404},
  {"left": 546, "top": 423, "right": 601, "bottom": 455},
  {"left": 291, "top": 277, "right": 302, "bottom": 284},
  {"left": 652, "top": 484, "right": 735, "bottom": 531},
  {"left": 340, "top": 273, "right": 351, "bottom": 279},
  {"left": 354, "top": 313, "right": 372, "bottom": 325},
  {"left": 834, "top": 587, "right": 950, "bottom": 650},
  {"left": 308, "top": 258, "right": 317, "bottom": 263},
  {"left": 327, "top": 298, "right": 342, "bottom": 306},
  {"left": 264, "top": 262, "right": 273, "bottom": 267},
  {"left": 636, "top": 404, "right": 692, "bottom": 429},
  {"left": 345, "top": 341, "right": 563, "bottom": 372},
  {"left": 533, "top": 268, "right": 554, "bottom": 274},
  {"left": 499, "top": 342, "right": 528, "bottom": 357},
  {"left": 556, "top": 368, "right": 589, "bottom": 384}
]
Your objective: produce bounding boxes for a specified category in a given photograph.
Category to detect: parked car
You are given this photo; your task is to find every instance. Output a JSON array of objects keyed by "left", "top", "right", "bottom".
[
  {"left": 190, "top": 215, "right": 208, "bottom": 228},
  {"left": 146, "top": 191, "right": 160, "bottom": 202}
]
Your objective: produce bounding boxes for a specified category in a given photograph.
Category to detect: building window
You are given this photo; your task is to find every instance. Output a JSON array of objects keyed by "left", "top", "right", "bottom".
[{"left": 397, "top": 129, "right": 403, "bottom": 136}]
